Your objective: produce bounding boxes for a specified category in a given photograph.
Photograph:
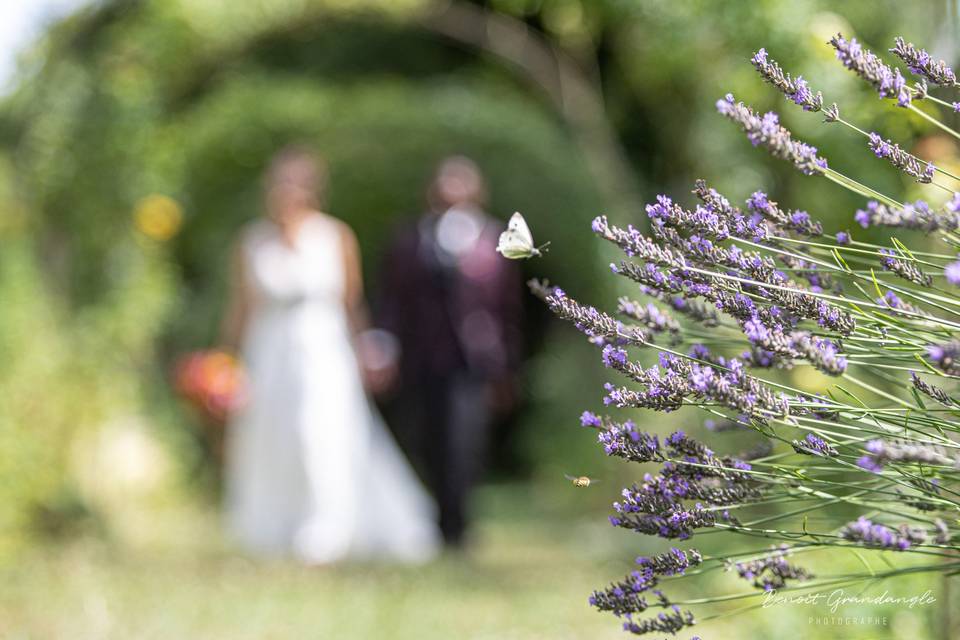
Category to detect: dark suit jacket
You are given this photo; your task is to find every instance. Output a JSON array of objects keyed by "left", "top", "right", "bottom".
[{"left": 376, "top": 210, "right": 523, "bottom": 384}]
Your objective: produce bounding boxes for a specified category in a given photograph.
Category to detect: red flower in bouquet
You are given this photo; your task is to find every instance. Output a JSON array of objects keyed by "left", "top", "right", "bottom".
[{"left": 174, "top": 350, "right": 247, "bottom": 423}]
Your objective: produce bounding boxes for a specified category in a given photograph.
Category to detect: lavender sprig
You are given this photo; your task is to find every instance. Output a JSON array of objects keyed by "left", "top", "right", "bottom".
[
  {"left": 751, "top": 48, "right": 824, "bottom": 112},
  {"left": 716, "top": 94, "right": 828, "bottom": 175},
  {"left": 589, "top": 548, "right": 703, "bottom": 616},
  {"left": 643, "top": 287, "right": 720, "bottom": 327},
  {"left": 830, "top": 33, "right": 913, "bottom": 106},
  {"left": 746, "top": 191, "right": 824, "bottom": 237},
  {"left": 617, "top": 297, "right": 680, "bottom": 340},
  {"left": 857, "top": 438, "right": 958, "bottom": 473},
  {"left": 596, "top": 416, "right": 663, "bottom": 462},
  {"left": 602, "top": 207, "right": 856, "bottom": 337},
  {"left": 692, "top": 181, "right": 769, "bottom": 241},
  {"left": 589, "top": 574, "right": 667, "bottom": 617},
  {"left": 890, "top": 37, "right": 957, "bottom": 87},
  {"left": 534, "top": 283, "right": 648, "bottom": 346},
  {"left": 610, "top": 501, "right": 719, "bottom": 540},
  {"left": 602, "top": 348, "right": 790, "bottom": 419},
  {"left": 867, "top": 133, "right": 935, "bottom": 183},
  {"left": 637, "top": 547, "right": 704, "bottom": 576},
  {"left": 840, "top": 517, "right": 914, "bottom": 550},
  {"left": 879, "top": 249, "right": 932, "bottom": 286},
  {"left": 727, "top": 545, "right": 813, "bottom": 591},
  {"left": 621, "top": 607, "right": 696, "bottom": 636},
  {"left": 911, "top": 373, "right": 959, "bottom": 408},
  {"left": 927, "top": 341, "right": 960, "bottom": 375},
  {"left": 877, "top": 290, "right": 927, "bottom": 319},
  {"left": 792, "top": 433, "right": 838, "bottom": 457},
  {"left": 855, "top": 197, "right": 960, "bottom": 232}
]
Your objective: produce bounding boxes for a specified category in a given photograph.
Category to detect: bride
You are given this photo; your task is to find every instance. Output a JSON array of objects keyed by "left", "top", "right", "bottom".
[{"left": 220, "top": 146, "right": 440, "bottom": 564}]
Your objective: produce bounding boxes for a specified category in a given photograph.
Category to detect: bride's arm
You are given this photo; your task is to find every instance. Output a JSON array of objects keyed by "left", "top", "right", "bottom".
[
  {"left": 220, "top": 240, "right": 251, "bottom": 353},
  {"left": 339, "top": 221, "right": 398, "bottom": 394},
  {"left": 338, "top": 221, "right": 368, "bottom": 336}
]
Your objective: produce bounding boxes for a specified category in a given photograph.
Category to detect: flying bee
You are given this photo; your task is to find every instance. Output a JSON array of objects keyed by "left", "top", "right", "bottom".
[{"left": 564, "top": 474, "right": 598, "bottom": 487}]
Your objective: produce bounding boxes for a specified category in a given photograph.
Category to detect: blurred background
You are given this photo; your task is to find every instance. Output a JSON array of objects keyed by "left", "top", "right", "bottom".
[{"left": 0, "top": 0, "right": 955, "bottom": 638}]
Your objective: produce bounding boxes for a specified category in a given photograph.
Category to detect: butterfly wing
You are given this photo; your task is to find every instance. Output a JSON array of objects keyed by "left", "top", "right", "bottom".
[
  {"left": 508, "top": 211, "right": 533, "bottom": 241},
  {"left": 496, "top": 229, "right": 526, "bottom": 258},
  {"left": 497, "top": 212, "right": 539, "bottom": 259}
]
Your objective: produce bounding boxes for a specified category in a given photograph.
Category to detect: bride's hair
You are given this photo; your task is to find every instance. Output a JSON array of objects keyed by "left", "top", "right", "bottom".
[{"left": 264, "top": 145, "right": 329, "bottom": 208}]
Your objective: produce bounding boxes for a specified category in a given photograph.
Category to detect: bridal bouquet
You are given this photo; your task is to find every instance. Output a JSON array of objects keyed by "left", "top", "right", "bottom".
[
  {"left": 174, "top": 350, "right": 247, "bottom": 424},
  {"left": 531, "top": 32, "right": 960, "bottom": 637}
]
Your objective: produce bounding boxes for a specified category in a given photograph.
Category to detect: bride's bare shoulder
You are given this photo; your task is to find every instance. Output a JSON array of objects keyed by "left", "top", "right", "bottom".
[{"left": 313, "top": 212, "right": 358, "bottom": 245}]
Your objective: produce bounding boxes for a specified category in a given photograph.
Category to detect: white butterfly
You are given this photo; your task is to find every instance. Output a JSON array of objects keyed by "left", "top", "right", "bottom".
[{"left": 496, "top": 212, "right": 548, "bottom": 259}]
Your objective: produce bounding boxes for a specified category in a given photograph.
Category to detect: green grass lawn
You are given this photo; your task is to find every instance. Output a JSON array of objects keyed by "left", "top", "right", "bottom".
[{"left": 0, "top": 482, "right": 951, "bottom": 639}]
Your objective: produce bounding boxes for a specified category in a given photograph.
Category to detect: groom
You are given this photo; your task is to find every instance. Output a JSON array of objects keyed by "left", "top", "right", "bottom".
[{"left": 376, "top": 156, "right": 523, "bottom": 547}]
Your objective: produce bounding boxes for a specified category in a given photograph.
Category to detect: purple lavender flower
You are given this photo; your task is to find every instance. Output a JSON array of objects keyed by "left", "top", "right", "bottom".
[
  {"left": 856, "top": 454, "right": 885, "bottom": 473},
  {"left": 621, "top": 190, "right": 856, "bottom": 339},
  {"left": 836, "top": 231, "right": 850, "bottom": 244},
  {"left": 742, "top": 347, "right": 779, "bottom": 368},
  {"left": 716, "top": 94, "right": 828, "bottom": 175},
  {"left": 881, "top": 290, "right": 900, "bottom": 307},
  {"left": 694, "top": 181, "right": 772, "bottom": 242},
  {"left": 911, "top": 372, "right": 958, "bottom": 408},
  {"left": 687, "top": 359, "right": 789, "bottom": 418},
  {"left": 617, "top": 297, "right": 680, "bottom": 340},
  {"left": 610, "top": 438, "right": 754, "bottom": 540},
  {"left": 592, "top": 214, "right": 688, "bottom": 269},
  {"left": 857, "top": 437, "right": 957, "bottom": 472},
  {"left": 792, "top": 433, "right": 838, "bottom": 457},
  {"left": 876, "top": 290, "right": 925, "bottom": 319},
  {"left": 597, "top": 420, "right": 662, "bottom": 462},
  {"left": 899, "top": 524, "right": 930, "bottom": 546},
  {"left": 743, "top": 317, "right": 770, "bottom": 343},
  {"left": 646, "top": 289, "right": 720, "bottom": 327},
  {"left": 945, "top": 261, "right": 960, "bottom": 285},
  {"left": 728, "top": 545, "right": 813, "bottom": 591},
  {"left": 879, "top": 248, "right": 932, "bottom": 286},
  {"left": 737, "top": 320, "right": 847, "bottom": 375},
  {"left": 531, "top": 280, "right": 649, "bottom": 346},
  {"left": 751, "top": 48, "right": 824, "bottom": 111},
  {"left": 604, "top": 217, "right": 853, "bottom": 342},
  {"left": 663, "top": 430, "right": 755, "bottom": 481},
  {"left": 868, "top": 133, "right": 935, "bottom": 183},
  {"left": 621, "top": 606, "right": 696, "bottom": 636},
  {"left": 588, "top": 572, "right": 667, "bottom": 617},
  {"left": 602, "top": 344, "right": 629, "bottom": 368},
  {"left": 831, "top": 34, "right": 913, "bottom": 106},
  {"left": 746, "top": 190, "right": 824, "bottom": 236},
  {"left": 580, "top": 411, "right": 602, "bottom": 428},
  {"left": 636, "top": 547, "right": 704, "bottom": 577},
  {"left": 801, "top": 335, "right": 847, "bottom": 375},
  {"left": 841, "top": 516, "right": 913, "bottom": 550},
  {"left": 645, "top": 194, "right": 733, "bottom": 240},
  {"left": 590, "top": 549, "right": 703, "bottom": 619},
  {"left": 611, "top": 501, "right": 719, "bottom": 540},
  {"left": 853, "top": 199, "right": 959, "bottom": 231},
  {"left": 890, "top": 37, "right": 957, "bottom": 87}
]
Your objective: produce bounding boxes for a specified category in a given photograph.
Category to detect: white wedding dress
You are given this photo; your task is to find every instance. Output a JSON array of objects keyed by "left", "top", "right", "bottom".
[{"left": 225, "top": 215, "right": 440, "bottom": 563}]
